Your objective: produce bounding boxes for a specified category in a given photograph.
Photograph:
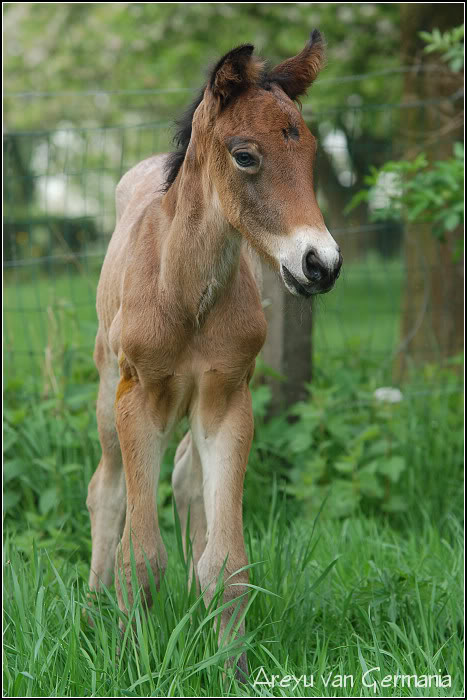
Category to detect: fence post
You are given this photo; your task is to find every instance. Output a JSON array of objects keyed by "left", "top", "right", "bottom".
[{"left": 261, "top": 263, "right": 312, "bottom": 414}]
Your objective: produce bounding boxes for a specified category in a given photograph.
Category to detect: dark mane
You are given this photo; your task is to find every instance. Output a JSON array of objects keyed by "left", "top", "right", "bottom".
[{"left": 162, "top": 87, "right": 205, "bottom": 193}]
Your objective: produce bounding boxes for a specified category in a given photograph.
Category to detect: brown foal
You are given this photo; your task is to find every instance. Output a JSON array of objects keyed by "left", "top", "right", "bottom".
[{"left": 86, "top": 31, "right": 342, "bottom": 676}]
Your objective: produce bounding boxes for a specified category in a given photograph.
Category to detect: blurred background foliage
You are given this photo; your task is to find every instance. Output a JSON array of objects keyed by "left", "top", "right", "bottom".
[
  {"left": 4, "top": 2, "right": 402, "bottom": 128},
  {"left": 4, "top": 2, "right": 407, "bottom": 284}
]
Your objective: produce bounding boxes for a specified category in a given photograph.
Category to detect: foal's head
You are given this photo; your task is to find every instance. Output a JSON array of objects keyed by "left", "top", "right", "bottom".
[{"left": 165, "top": 32, "right": 342, "bottom": 297}]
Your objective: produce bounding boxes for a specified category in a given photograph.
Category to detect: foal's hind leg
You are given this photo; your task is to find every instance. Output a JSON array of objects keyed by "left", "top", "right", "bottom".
[
  {"left": 172, "top": 432, "right": 207, "bottom": 583},
  {"left": 87, "top": 339, "right": 126, "bottom": 591}
]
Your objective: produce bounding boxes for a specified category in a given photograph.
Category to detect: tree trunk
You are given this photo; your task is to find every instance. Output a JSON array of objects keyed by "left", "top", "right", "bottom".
[
  {"left": 261, "top": 264, "right": 312, "bottom": 413},
  {"left": 395, "top": 4, "right": 463, "bottom": 376}
]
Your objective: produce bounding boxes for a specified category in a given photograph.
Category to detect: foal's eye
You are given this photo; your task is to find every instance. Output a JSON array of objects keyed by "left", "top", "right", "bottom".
[{"left": 234, "top": 152, "right": 256, "bottom": 168}]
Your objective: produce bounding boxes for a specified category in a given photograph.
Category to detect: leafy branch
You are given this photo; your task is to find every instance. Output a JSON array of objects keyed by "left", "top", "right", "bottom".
[
  {"left": 420, "top": 24, "right": 464, "bottom": 73},
  {"left": 346, "top": 25, "right": 464, "bottom": 256},
  {"left": 346, "top": 143, "right": 464, "bottom": 241}
]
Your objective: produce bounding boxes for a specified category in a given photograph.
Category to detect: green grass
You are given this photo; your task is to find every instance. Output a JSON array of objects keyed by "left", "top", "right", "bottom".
[
  {"left": 3, "top": 254, "right": 464, "bottom": 696},
  {"left": 4, "top": 351, "right": 464, "bottom": 696},
  {"left": 4, "top": 499, "right": 463, "bottom": 696}
]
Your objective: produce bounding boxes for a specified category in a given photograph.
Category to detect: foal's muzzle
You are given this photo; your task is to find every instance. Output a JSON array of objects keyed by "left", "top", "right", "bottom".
[{"left": 281, "top": 249, "right": 342, "bottom": 297}]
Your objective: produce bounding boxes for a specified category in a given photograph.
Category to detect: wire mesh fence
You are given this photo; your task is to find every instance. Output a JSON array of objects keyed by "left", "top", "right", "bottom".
[{"left": 3, "top": 80, "right": 463, "bottom": 395}]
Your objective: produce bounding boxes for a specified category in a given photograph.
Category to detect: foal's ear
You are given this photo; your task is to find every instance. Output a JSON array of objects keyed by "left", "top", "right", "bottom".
[
  {"left": 269, "top": 30, "right": 326, "bottom": 101},
  {"left": 209, "top": 44, "right": 264, "bottom": 106}
]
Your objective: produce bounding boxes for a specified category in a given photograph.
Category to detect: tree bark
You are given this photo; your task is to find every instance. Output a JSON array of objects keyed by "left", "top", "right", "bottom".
[{"left": 261, "top": 264, "right": 312, "bottom": 413}]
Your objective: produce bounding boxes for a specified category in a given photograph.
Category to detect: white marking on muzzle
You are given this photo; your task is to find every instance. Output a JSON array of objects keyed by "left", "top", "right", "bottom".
[{"left": 279, "top": 226, "right": 340, "bottom": 286}]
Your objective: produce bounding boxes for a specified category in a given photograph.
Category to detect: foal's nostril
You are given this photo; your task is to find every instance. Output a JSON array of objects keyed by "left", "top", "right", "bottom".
[
  {"left": 303, "top": 250, "right": 325, "bottom": 283},
  {"left": 302, "top": 249, "right": 342, "bottom": 288}
]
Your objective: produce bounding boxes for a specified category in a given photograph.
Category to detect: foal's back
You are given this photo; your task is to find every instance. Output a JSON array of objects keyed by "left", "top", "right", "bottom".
[
  {"left": 95, "top": 154, "right": 167, "bottom": 341},
  {"left": 115, "top": 154, "right": 167, "bottom": 221}
]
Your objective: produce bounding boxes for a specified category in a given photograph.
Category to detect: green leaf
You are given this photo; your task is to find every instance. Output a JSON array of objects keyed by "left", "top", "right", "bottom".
[
  {"left": 3, "top": 491, "right": 21, "bottom": 513},
  {"left": 3, "top": 459, "right": 28, "bottom": 484},
  {"left": 366, "top": 440, "right": 391, "bottom": 458},
  {"left": 358, "top": 472, "right": 384, "bottom": 499},
  {"left": 454, "top": 142, "right": 464, "bottom": 159},
  {"left": 354, "top": 425, "right": 381, "bottom": 445},
  {"left": 344, "top": 189, "right": 369, "bottom": 214},
  {"left": 39, "top": 487, "right": 59, "bottom": 515},
  {"left": 8, "top": 408, "right": 27, "bottom": 426},
  {"left": 379, "top": 456, "right": 406, "bottom": 483},
  {"left": 3, "top": 428, "right": 18, "bottom": 454},
  {"left": 302, "top": 456, "right": 327, "bottom": 481},
  {"left": 334, "top": 460, "right": 355, "bottom": 474},
  {"left": 360, "top": 460, "right": 379, "bottom": 475},
  {"left": 289, "top": 430, "right": 313, "bottom": 454},
  {"left": 419, "top": 31, "right": 433, "bottom": 42},
  {"left": 444, "top": 213, "right": 460, "bottom": 231},
  {"left": 328, "top": 480, "right": 361, "bottom": 517}
]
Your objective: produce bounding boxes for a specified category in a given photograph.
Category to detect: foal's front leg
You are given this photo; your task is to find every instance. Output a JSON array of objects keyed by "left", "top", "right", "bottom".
[
  {"left": 114, "top": 374, "right": 169, "bottom": 617},
  {"left": 192, "top": 382, "right": 254, "bottom": 677}
]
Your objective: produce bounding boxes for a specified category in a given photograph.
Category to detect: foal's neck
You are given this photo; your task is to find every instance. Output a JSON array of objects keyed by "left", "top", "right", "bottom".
[{"left": 160, "top": 168, "right": 242, "bottom": 324}]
